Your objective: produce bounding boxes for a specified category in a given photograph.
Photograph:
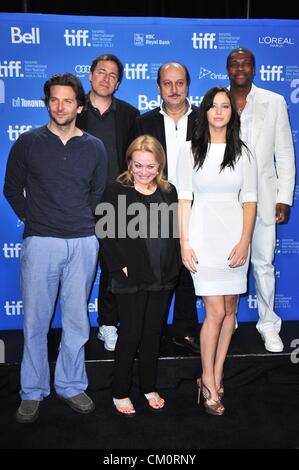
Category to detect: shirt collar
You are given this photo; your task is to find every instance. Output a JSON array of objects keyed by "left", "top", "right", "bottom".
[
  {"left": 87, "top": 93, "right": 116, "bottom": 113},
  {"left": 228, "top": 83, "right": 256, "bottom": 103},
  {"left": 159, "top": 98, "right": 192, "bottom": 118},
  {"left": 244, "top": 84, "right": 256, "bottom": 104}
]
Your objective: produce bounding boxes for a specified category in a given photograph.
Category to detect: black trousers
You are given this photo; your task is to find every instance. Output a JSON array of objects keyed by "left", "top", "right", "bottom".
[
  {"left": 98, "top": 257, "right": 197, "bottom": 337},
  {"left": 171, "top": 265, "right": 198, "bottom": 338},
  {"left": 112, "top": 290, "right": 172, "bottom": 398},
  {"left": 97, "top": 250, "right": 118, "bottom": 327}
]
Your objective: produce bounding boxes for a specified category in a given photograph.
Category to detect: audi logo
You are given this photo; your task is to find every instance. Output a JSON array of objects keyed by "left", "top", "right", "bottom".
[{"left": 75, "top": 65, "right": 90, "bottom": 73}]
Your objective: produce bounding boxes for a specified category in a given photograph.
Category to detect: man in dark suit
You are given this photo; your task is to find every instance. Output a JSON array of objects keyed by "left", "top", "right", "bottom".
[
  {"left": 134, "top": 62, "right": 199, "bottom": 354},
  {"left": 77, "top": 54, "right": 140, "bottom": 351}
]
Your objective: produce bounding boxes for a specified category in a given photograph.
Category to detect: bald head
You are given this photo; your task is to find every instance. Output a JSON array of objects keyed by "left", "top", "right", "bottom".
[{"left": 157, "top": 62, "right": 191, "bottom": 87}]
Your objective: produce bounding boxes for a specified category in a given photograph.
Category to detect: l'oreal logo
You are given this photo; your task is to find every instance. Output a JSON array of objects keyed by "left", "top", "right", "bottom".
[{"left": 258, "top": 36, "right": 295, "bottom": 46}]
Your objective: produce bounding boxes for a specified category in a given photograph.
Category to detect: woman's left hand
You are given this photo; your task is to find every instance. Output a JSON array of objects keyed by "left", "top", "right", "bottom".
[{"left": 228, "top": 241, "right": 249, "bottom": 268}]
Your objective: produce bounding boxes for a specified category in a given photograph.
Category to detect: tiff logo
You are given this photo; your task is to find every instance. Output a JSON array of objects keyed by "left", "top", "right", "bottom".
[
  {"left": 192, "top": 33, "right": 217, "bottom": 49},
  {"left": 7, "top": 125, "right": 32, "bottom": 141},
  {"left": 247, "top": 294, "right": 257, "bottom": 309},
  {"left": 11, "top": 26, "right": 40, "bottom": 44},
  {"left": 0, "top": 340, "right": 4, "bottom": 364},
  {"left": 124, "top": 63, "right": 149, "bottom": 80},
  {"left": 260, "top": 65, "right": 284, "bottom": 81},
  {"left": 0, "top": 79, "right": 4, "bottom": 103},
  {"left": 4, "top": 300, "right": 23, "bottom": 316},
  {"left": 3, "top": 243, "right": 22, "bottom": 258},
  {"left": 0, "top": 60, "right": 23, "bottom": 78},
  {"left": 64, "top": 29, "right": 91, "bottom": 47}
]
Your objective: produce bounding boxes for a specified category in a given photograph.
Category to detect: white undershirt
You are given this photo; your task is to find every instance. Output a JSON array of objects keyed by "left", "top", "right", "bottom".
[{"left": 160, "top": 99, "right": 192, "bottom": 188}]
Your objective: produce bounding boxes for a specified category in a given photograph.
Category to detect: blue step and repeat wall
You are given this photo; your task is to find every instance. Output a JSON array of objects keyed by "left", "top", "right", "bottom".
[{"left": 1, "top": 13, "right": 299, "bottom": 330}]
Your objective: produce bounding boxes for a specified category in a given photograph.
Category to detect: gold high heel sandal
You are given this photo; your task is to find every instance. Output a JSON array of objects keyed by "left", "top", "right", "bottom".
[
  {"left": 197, "top": 378, "right": 225, "bottom": 416},
  {"left": 217, "top": 376, "right": 224, "bottom": 399}
]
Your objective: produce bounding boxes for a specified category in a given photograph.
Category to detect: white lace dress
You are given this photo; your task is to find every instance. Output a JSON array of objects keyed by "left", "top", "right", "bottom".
[{"left": 177, "top": 141, "right": 257, "bottom": 296}]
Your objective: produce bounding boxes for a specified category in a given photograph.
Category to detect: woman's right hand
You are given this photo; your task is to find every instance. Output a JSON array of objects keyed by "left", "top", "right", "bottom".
[
  {"left": 122, "top": 267, "right": 128, "bottom": 277},
  {"left": 180, "top": 242, "right": 198, "bottom": 273}
]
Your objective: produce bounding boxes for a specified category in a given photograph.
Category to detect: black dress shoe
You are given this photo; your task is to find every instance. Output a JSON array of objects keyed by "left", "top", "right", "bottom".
[{"left": 172, "top": 336, "right": 200, "bottom": 354}]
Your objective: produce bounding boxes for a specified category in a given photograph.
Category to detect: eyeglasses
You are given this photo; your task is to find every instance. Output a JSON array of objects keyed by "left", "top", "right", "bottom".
[{"left": 131, "top": 160, "right": 160, "bottom": 172}]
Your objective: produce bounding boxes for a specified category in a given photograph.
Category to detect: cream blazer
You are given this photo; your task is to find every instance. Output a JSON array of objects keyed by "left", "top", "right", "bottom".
[{"left": 248, "top": 85, "right": 295, "bottom": 225}]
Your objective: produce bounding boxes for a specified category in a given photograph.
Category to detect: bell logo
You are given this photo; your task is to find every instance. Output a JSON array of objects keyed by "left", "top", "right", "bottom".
[
  {"left": 138, "top": 94, "right": 162, "bottom": 111},
  {"left": 11, "top": 27, "right": 40, "bottom": 44}
]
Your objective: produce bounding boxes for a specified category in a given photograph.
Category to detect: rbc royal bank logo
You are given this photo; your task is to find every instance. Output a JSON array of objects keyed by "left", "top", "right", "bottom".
[
  {"left": 134, "top": 33, "right": 144, "bottom": 46},
  {"left": 11, "top": 26, "right": 40, "bottom": 44},
  {"left": 0, "top": 60, "right": 23, "bottom": 78},
  {"left": 64, "top": 29, "right": 91, "bottom": 47},
  {"left": 192, "top": 33, "right": 217, "bottom": 49},
  {"left": 260, "top": 65, "right": 284, "bottom": 82},
  {"left": 124, "top": 63, "right": 149, "bottom": 80}
]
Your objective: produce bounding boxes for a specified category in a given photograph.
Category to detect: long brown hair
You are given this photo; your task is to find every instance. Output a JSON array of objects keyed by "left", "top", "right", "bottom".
[{"left": 117, "top": 135, "right": 171, "bottom": 192}]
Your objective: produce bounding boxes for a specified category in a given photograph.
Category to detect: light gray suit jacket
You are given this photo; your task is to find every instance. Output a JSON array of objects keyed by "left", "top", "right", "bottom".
[{"left": 247, "top": 84, "right": 295, "bottom": 225}]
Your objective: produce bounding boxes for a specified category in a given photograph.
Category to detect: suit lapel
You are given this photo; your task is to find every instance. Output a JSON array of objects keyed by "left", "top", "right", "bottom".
[
  {"left": 153, "top": 111, "right": 168, "bottom": 177},
  {"left": 251, "top": 92, "right": 269, "bottom": 147},
  {"left": 114, "top": 99, "right": 125, "bottom": 171},
  {"left": 187, "top": 107, "right": 198, "bottom": 140}
]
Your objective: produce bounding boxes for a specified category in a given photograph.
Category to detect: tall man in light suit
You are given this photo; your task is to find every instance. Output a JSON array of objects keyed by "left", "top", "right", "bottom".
[
  {"left": 134, "top": 62, "right": 200, "bottom": 354},
  {"left": 227, "top": 47, "right": 295, "bottom": 352}
]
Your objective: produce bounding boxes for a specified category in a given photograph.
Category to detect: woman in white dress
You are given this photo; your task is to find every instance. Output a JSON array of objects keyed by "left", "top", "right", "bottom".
[{"left": 177, "top": 87, "right": 257, "bottom": 415}]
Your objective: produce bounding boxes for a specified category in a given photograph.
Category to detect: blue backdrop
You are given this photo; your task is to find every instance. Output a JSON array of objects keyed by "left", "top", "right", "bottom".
[{"left": 1, "top": 13, "right": 298, "bottom": 330}]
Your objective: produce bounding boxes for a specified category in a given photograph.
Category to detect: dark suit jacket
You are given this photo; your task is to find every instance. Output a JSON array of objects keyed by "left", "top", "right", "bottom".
[
  {"left": 134, "top": 105, "right": 199, "bottom": 177},
  {"left": 97, "top": 182, "right": 181, "bottom": 291},
  {"left": 76, "top": 96, "right": 140, "bottom": 173}
]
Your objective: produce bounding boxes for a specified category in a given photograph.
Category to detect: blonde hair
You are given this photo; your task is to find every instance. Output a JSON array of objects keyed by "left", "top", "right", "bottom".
[{"left": 117, "top": 135, "right": 171, "bottom": 192}]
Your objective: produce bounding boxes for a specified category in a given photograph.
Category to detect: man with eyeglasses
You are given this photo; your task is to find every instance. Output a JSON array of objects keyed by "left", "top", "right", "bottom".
[
  {"left": 77, "top": 54, "right": 140, "bottom": 352},
  {"left": 133, "top": 62, "right": 200, "bottom": 355}
]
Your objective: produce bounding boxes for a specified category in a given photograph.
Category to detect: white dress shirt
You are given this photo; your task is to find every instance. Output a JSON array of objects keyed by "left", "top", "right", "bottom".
[{"left": 159, "top": 99, "right": 192, "bottom": 187}]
